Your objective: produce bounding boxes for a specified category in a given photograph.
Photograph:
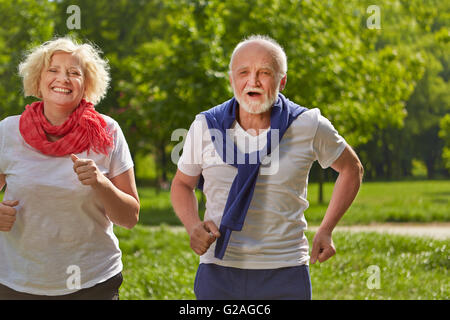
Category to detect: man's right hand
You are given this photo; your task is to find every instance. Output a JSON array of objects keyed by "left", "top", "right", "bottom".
[
  {"left": 189, "top": 221, "right": 221, "bottom": 256},
  {"left": 0, "top": 200, "right": 19, "bottom": 232}
]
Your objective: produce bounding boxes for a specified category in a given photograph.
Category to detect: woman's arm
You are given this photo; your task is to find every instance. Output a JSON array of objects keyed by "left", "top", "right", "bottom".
[
  {"left": 71, "top": 154, "right": 140, "bottom": 229},
  {"left": 95, "top": 168, "right": 140, "bottom": 229}
]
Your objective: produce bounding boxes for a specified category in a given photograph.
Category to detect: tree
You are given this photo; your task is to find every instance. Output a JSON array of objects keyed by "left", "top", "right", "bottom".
[
  {"left": 2, "top": 0, "right": 440, "bottom": 189},
  {"left": 354, "top": 0, "right": 450, "bottom": 179},
  {"left": 0, "top": 0, "right": 55, "bottom": 119},
  {"left": 439, "top": 114, "right": 450, "bottom": 171}
]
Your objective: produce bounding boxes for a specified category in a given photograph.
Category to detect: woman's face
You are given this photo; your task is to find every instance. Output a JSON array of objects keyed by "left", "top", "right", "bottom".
[{"left": 39, "top": 51, "right": 85, "bottom": 112}]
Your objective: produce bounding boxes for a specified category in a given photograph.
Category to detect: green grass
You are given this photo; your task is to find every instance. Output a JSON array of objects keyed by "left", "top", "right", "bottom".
[
  {"left": 115, "top": 225, "right": 197, "bottom": 299},
  {"left": 115, "top": 225, "right": 449, "bottom": 300},
  {"left": 135, "top": 180, "right": 450, "bottom": 227}
]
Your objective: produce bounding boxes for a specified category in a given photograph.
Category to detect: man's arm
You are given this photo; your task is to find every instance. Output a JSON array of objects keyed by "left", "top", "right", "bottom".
[
  {"left": 170, "top": 170, "right": 220, "bottom": 255},
  {"left": 310, "top": 145, "right": 364, "bottom": 264}
]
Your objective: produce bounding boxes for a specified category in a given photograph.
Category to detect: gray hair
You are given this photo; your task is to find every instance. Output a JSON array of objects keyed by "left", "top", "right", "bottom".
[{"left": 228, "top": 35, "right": 287, "bottom": 79}]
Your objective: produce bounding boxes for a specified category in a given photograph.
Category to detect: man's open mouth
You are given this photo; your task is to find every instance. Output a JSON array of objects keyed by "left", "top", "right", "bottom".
[{"left": 247, "top": 92, "right": 262, "bottom": 97}]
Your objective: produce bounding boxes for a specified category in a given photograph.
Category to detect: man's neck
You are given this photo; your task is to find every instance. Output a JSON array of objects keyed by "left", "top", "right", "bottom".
[{"left": 236, "top": 106, "right": 271, "bottom": 136}]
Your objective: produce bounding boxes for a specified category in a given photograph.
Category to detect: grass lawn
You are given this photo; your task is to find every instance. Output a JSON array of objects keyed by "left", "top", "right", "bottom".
[
  {"left": 115, "top": 225, "right": 449, "bottom": 300},
  {"left": 137, "top": 180, "right": 450, "bottom": 226}
]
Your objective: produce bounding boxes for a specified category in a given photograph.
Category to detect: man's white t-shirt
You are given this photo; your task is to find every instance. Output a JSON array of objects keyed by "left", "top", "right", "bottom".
[
  {"left": 178, "top": 108, "right": 347, "bottom": 269},
  {"left": 0, "top": 114, "right": 133, "bottom": 295}
]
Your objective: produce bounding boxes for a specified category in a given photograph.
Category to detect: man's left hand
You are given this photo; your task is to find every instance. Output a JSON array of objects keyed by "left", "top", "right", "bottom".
[{"left": 310, "top": 228, "right": 336, "bottom": 264}]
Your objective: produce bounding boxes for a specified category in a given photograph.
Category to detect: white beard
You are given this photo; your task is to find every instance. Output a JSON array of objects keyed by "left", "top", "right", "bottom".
[{"left": 235, "top": 87, "right": 279, "bottom": 115}]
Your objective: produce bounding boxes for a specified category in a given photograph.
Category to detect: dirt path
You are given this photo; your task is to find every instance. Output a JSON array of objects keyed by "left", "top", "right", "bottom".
[{"left": 309, "top": 222, "right": 450, "bottom": 240}]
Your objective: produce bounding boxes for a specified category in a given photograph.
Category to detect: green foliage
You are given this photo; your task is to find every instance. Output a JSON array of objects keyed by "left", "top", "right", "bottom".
[
  {"left": 440, "top": 114, "right": 450, "bottom": 170},
  {"left": 0, "top": 0, "right": 55, "bottom": 118},
  {"left": 411, "top": 159, "right": 428, "bottom": 178},
  {"left": 355, "top": 0, "right": 450, "bottom": 179},
  {"left": 135, "top": 153, "right": 158, "bottom": 181}
]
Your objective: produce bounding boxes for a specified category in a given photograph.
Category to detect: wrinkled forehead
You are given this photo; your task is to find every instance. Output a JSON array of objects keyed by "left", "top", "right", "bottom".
[{"left": 231, "top": 41, "right": 279, "bottom": 72}]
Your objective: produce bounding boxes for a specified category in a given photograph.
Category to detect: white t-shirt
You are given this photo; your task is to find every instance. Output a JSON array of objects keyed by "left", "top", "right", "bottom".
[
  {"left": 178, "top": 108, "right": 347, "bottom": 269},
  {"left": 0, "top": 114, "right": 133, "bottom": 295}
]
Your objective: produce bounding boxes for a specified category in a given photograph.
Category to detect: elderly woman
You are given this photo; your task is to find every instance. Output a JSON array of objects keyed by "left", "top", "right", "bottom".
[{"left": 0, "top": 37, "right": 140, "bottom": 299}]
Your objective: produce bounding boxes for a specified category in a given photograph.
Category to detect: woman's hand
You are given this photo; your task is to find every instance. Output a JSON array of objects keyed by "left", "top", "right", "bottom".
[
  {"left": 0, "top": 200, "right": 19, "bottom": 232},
  {"left": 71, "top": 154, "right": 108, "bottom": 188},
  {"left": 71, "top": 154, "right": 139, "bottom": 229}
]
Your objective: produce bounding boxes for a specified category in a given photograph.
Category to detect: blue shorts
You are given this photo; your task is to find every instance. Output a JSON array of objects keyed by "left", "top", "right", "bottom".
[{"left": 194, "top": 263, "right": 312, "bottom": 300}]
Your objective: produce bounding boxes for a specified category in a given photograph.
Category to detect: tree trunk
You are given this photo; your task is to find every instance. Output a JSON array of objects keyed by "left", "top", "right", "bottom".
[
  {"left": 318, "top": 168, "right": 324, "bottom": 204},
  {"left": 425, "top": 157, "right": 435, "bottom": 179}
]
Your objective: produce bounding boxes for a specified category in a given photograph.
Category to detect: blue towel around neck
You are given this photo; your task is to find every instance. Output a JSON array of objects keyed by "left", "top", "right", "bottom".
[{"left": 198, "top": 93, "right": 308, "bottom": 259}]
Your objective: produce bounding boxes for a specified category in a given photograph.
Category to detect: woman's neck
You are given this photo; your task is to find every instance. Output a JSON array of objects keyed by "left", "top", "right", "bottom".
[{"left": 42, "top": 102, "right": 75, "bottom": 126}]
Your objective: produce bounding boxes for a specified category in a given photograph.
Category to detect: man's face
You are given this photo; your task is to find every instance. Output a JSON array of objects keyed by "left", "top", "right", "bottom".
[{"left": 229, "top": 42, "right": 286, "bottom": 114}]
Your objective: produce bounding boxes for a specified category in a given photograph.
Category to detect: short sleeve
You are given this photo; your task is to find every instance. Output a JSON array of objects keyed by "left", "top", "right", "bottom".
[
  {"left": 177, "top": 115, "right": 205, "bottom": 177},
  {"left": 313, "top": 115, "right": 347, "bottom": 169},
  {"left": 108, "top": 120, "right": 134, "bottom": 178}
]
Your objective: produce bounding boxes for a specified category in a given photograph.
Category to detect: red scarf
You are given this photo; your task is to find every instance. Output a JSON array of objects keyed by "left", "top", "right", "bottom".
[{"left": 19, "top": 99, "right": 114, "bottom": 157}]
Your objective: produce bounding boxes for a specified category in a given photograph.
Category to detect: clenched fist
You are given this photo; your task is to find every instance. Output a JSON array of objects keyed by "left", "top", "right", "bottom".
[
  {"left": 71, "top": 154, "right": 107, "bottom": 187},
  {"left": 0, "top": 200, "right": 19, "bottom": 232},
  {"left": 189, "top": 221, "right": 221, "bottom": 256},
  {"left": 310, "top": 228, "right": 336, "bottom": 264}
]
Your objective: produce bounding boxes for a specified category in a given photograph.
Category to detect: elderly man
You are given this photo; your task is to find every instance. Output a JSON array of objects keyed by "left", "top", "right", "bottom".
[{"left": 171, "top": 35, "right": 363, "bottom": 300}]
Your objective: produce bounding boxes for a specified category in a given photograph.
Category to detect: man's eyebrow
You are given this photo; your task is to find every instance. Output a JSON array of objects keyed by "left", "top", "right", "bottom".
[
  {"left": 235, "top": 66, "right": 249, "bottom": 71},
  {"left": 235, "top": 65, "right": 275, "bottom": 71},
  {"left": 260, "top": 66, "right": 275, "bottom": 71}
]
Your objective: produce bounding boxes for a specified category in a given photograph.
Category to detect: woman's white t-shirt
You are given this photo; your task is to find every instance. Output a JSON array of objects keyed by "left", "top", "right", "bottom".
[
  {"left": 178, "top": 108, "right": 347, "bottom": 269},
  {"left": 0, "top": 114, "right": 133, "bottom": 295}
]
